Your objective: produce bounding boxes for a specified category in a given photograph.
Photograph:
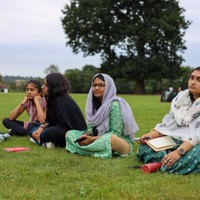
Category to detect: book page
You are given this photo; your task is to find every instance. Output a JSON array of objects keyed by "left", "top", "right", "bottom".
[{"left": 147, "top": 136, "right": 177, "bottom": 152}]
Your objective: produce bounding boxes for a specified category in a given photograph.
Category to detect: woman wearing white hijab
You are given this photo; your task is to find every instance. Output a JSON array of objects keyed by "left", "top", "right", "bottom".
[
  {"left": 66, "top": 73, "right": 139, "bottom": 158},
  {"left": 138, "top": 67, "right": 200, "bottom": 174}
]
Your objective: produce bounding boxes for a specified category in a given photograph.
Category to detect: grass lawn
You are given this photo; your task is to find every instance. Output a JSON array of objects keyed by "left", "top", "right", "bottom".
[{"left": 0, "top": 93, "right": 200, "bottom": 200}]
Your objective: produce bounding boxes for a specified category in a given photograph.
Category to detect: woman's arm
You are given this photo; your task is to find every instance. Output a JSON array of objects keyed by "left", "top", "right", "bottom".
[
  {"left": 140, "top": 101, "right": 176, "bottom": 144},
  {"left": 34, "top": 96, "right": 46, "bottom": 124},
  {"left": 9, "top": 96, "right": 27, "bottom": 120},
  {"left": 78, "top": 134, "right": 100, "bottom": 145},
  {"left": 108, "top": 101, "right": 124, "bottom": 136},
  {"left": 32, "top": 123, "right": 48, "bottom": 143},
  {"left": 139, "top": 129, "right": 164, "bottom": 144}
]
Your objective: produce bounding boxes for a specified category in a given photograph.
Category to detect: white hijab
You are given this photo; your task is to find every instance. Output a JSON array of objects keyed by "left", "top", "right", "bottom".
[{"left": 85, "top": 73, "right": 139, "bottom": 140}]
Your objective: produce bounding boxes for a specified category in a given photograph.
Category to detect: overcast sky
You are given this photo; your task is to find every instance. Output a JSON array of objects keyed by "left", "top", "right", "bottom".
[{"left": 0, "top": 0, "right": 199, "bottom": 77}]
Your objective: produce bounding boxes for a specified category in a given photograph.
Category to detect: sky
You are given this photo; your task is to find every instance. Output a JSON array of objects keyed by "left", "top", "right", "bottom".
[{"left": 0, "top": 0, "right": 199, "bottom": 78}]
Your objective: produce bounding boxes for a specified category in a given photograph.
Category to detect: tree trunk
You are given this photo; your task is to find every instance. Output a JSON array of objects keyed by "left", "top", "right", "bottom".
[{"left": 135, "top": 78, "right": 145, "bottom": 94}]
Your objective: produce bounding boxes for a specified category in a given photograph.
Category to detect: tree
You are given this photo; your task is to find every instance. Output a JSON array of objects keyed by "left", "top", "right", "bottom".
[
  {"left": 64, "top": 65, "right": 99, "bottom": 93},
  {"left": 61, "top": 0, "right": 191, "bottom": 93},
  {"left": 177, "top": 65, "right": 193, "bottom": 89},
  {"left": 44, "top": 65, "right": 60, "bottom": 75},
  {"left": 81, "top": 65, "right": 99, "bottom": 92},
  {"left": 64, "top": 69, "right": 83, "bottom": 93}
]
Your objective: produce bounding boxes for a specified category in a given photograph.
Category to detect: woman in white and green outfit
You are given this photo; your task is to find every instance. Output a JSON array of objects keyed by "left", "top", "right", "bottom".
[
  {"left": 65, "top": 73, "right": 139, "bottom": 158},
  {"left": 138, "top": 67, "right": 200, "bottom": 174}
]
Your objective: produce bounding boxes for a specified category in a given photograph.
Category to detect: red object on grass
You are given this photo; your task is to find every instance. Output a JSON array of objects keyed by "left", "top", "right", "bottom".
[
  {"left": 3, "top": 147, "right": 31, "bottom": 152},
  {"left": 141, "top": 162, "right": 162, "bottom": 173}
]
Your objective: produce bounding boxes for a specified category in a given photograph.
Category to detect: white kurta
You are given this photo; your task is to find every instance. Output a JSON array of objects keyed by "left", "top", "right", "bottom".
[{"left": 154, "top": 89, "right": 200, "bottom": 146}]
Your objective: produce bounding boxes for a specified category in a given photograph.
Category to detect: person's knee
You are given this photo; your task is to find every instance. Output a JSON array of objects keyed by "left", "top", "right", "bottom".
[
  {"left": 111, "top": 134, "right": 118, "bottom": 144},
  {"left": 44, "top": 127, "right": 66, "bottom": 147},
  {"left": 2, "top": 118, "right": 10, "bottom": 126},
  {"left": 111, "top": 135, "right": 130, "bottom": 154}
]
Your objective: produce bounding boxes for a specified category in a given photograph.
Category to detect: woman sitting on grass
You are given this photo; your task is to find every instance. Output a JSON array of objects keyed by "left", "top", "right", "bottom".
[
  {"left": 65, "top": 73, "right": 139, "bottom": 158},
  {"left": 3, "top": 79, "right": 46, "bottom": 136},
  {"left": 138, "top": 67, "right": 200, "bottom": 174},
  {"left": 29, "top": 73, "right": 87, "bottom": 148}
]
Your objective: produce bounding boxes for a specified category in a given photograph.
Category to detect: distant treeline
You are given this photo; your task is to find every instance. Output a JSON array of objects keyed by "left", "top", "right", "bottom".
[
  {"left": 0, "top": 65, "right": 192, "bottom": 94},
  {"left": 2, "top": 75, "right": 35, "bottom": 84}
]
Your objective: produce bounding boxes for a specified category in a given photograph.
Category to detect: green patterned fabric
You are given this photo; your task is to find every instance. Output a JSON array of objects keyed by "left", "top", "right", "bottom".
[
  {"left": 137, "top": 139, "right": 200, "bottom": 174},
  {"left": 66, "top": 101, "right": 133, "bottom": 158}
]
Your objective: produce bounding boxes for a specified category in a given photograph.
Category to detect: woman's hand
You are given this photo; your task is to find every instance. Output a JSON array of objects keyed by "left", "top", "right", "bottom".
[
  {"left": 32, "top": 127, "right": 43, "bottom": 143},
  {"left": 162, "top": 141, "right": 193, "bottom": 167},
  {"left": 139, "top": 134, "right": 152, "bottom": 144},
  {"left": 78, "top": 134, "right": 97, "bottom": 146},
  {"left": 21, "top": 96, "right": 28, "bottom": 105},
  {"left": 161, "top": 150, "right": 181, "bottom": 167},
  {"left": 34, "top": 95, "right": 41, "bottom": 104}
]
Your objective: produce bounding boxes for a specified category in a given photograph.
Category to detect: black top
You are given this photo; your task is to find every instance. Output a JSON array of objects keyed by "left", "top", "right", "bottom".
[{"left": 47, "top": 95, "right": 87, "bottom": 131}]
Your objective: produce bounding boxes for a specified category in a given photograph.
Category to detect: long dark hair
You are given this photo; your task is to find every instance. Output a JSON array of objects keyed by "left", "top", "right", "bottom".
[
  {"left": 189, "top": 67, "right": 200, "bottom": 101},
  {"left": 92, "top": 74, "right": 105, "bottom": 113},
  {"left": 45, "top": 73, "right": 70, "bottom": 103},
  {"left": 45, "top": 73, "right": 70, "bottom": 122}
]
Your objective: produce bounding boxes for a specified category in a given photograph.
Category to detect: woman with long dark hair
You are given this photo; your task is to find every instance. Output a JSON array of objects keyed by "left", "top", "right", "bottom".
[{"left": 30, "top": 73, "right": 87, "bottom": 148}]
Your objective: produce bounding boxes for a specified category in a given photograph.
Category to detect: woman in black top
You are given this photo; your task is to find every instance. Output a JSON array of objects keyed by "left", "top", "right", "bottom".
[{"left": 29, "top": 73, "right": 87, "bottom": 148}]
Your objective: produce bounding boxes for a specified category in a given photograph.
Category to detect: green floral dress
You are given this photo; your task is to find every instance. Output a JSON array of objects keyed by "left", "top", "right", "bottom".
[{"left": 65, "top": 101, "right": 133, "bottom": 158}]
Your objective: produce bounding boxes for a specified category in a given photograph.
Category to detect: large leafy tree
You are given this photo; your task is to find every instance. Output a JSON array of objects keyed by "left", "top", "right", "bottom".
[{"left": 61, "top": 0, "right": 191, "bottom": 93}]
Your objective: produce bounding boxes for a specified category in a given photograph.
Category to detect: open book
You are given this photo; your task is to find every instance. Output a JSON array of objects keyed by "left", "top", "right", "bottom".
[{"left": 146, "top": 136, "right": 177, "bottom": 152}]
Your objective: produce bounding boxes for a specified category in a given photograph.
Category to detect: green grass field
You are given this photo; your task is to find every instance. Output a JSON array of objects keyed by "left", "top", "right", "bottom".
[{"left": 0, "top": 93, "right": 199, "bottom": 200}]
